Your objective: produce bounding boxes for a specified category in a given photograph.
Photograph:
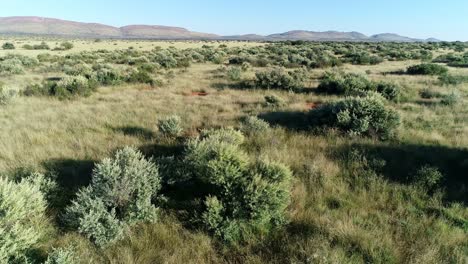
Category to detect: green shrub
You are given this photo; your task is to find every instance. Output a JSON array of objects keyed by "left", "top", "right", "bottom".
[
  {"left": 0, "top": 86, "right": 17, "bottom": 105},
  {"left": 64, "top": 147, "right": 162, "bottom": 247},
  {"left": 407, "top": 63, "right": 448, "bottom": 75},
  {"left": 0, "top": 177, "right": 47, "bottom": 262},
  {"left": 419, "top": 88, "right": 442, "bottom": 99},
  {"left": 57, "top": 42, "right": 74, "bottom": 51},
  {"left": 255, "top": 67, "right": 307, "bottom": 90},
  {"left": 375, "top": 82, "right": 401, "bottom": 101},
  {"left": 95, "top": 66, "right": 122, "bottom": 86},
  {"left": 126, "top": 70, "right": 155, "bottom": 86},
  {"left": 23, "top": 41, "right": 50, "bottom": 50},
  {"left": 2, "top": 42, "right": 15, "bottom": 50},
  {"left": 226, "top": 66, "right": 242, "bottom": 81},
  {"left": 264, "top": 94, "right": 285, "bottom": 107},
  {"left": 54, "top": 75, "right": 96, "bottom": 98},
  {"left": 413, "top": 165, "right": 443, "bottom": 191},
  {"left": 45, "top": 246, "right": 78, "bottom": 264},
  {"left": 317, "top": 72, "right": 400, "bottom": 101},
  {"left": 438, "top": 74, "right": 468, "bottom": 86},
  {"left": 440, "top": 91, "right": 461, "bottom": 106},
  {"left": 158, "top": 115, "right": 183, "bottom": 137},
  {"left": 185, "top": 130, "right": 292, "bottom": 243},
  {"left": 241, "top": 116, "right": 270, "bottom": 135},
  {"left": 309, "top": 95, "right": 400, "bottom": 139},
  {"left": 0, "top": 58, "right": 24, "bottom": 75}
]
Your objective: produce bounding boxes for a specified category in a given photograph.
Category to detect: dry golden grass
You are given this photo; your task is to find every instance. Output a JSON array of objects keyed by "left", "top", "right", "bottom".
[{"left": 0, "top": 41, "right": 467, "bottom": 263}]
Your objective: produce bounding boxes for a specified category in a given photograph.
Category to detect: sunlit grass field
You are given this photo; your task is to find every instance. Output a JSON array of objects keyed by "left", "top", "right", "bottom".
[{"left": 0, "top": 37, "right": 467, "bottom": 263}]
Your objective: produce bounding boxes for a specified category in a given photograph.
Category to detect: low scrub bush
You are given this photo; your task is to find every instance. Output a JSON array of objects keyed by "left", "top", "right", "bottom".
[
  {"left": 440, "top": 91, "right": 461, "bottom": 106},
  {"left": 226, "top": 66, "right": 242, "bottom": 81},
  {"left": 412, "top": 165, "right": 443, "bottom": 191},
  {"left": 23, "top": 42, "right": 50, "bottom": 50},
  {"left": 419, "top": 88, "right": 442, "bottom": 99},
  {"left": 0, "top": 58, "right": 24, "bottom": 75},
  {"left": 158, "top": 115, "right": 183, "bottom": 138},
  {"left": 2, "top": 42, "right": 15, "bottom": 50},
  {"left": 264, "top": 94, "right": 285, "bottom": 107},
  {"left": 317, "top": 72, "right": 400, "bottom": 101},
  {"left": 0, "top": 177, "right": 47, "bottom": 262},
  {"left": 45, "top": 246, "right": 78, "bottom": 264},
  {"left": 64, "top": 147, "right": 162, "bottom": 247},
  {"left": 184, "top": 130, "right": 292, "bottom": 243},
  {"left": 0, "top": 86, "right": 17, "bottom": 105},
  {"left": 255, "top": 67, "right": 307, "bottom": 90},
  {"left": 309, "top": 95, "right": 400, "bottom": 139},
  {"left": 53, "top": 42, "right": 74, "bottom": 51},
  {"left": 54, "top": 75, "right": 97, "bottom": 98},
  {"left": 241, "top": 116, "right": 270, "bottom": 135},
  {"left": 406, "top": 63, "right": 448, "bottom": 75}
]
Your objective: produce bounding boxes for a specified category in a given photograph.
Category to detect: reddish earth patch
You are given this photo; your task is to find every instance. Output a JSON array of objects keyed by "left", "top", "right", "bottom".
[
  {"left": 306, "top": 102, "right": 322, "bottom": 109},
  {"left": 191, "top": 92, "right": 209, "bottom": 96}
]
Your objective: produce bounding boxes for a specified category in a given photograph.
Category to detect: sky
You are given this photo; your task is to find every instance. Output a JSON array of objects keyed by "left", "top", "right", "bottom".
[{"left": 0, "top": 0, "right": 467, "bottom": 41}]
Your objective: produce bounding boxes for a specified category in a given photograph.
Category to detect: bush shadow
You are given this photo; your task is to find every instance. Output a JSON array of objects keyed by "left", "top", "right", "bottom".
[
  {"left": 336, "top": 143, "right": 468, "bottom": 203},
  {"left": 110, "top": 125, "right": 155, "bottom": 140},
  {"left": 258, "top": 111, "right": 310, "bottom": 131}
]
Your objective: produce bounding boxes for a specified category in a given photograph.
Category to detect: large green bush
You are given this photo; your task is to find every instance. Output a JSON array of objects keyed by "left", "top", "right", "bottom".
[
  {"left": 309, "top": 95, "right": 400, "bottom": 139},
  {"left": 406, "top": 63, "right": 448, "bottom": 75},
  {"left": 0, "top": 178, "right": 47, "bottom": 262},
  {"left": 185, "top": 129, "right": 292, "bottom": 243},
  {"left": 64, "top": 147, "right": 162, "bottom": 247},
  {"left": 317, "top": 72, "right": 400, "bottom": 101},
  {"left": 54, "top": 75, "right": 96, "bottom": 98},
  {"left": 2, "top": 42, "right": 15, "bottom": 50},
  {"left": 255, "top": 67, "right": 307, "bottom": 90},
  {"left": 0, "top": 58, "right": 24, "bottom": 75}
]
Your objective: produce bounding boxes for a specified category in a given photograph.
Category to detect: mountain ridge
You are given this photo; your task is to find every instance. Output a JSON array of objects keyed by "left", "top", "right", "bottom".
[{"left": 0, "top": 16, "right": 440, "bottom": 42}]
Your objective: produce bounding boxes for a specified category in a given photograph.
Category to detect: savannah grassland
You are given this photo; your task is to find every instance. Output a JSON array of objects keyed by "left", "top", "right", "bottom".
[{"left": 0, "top": 37, "right": 467, "bottom": 264}]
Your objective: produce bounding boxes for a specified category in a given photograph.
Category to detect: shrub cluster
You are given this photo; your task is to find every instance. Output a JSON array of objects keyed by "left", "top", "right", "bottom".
[
  {"left": 158, "top": 115, "right": 183, "bottom": 138},
  {"left": 255, "top": 67, "right": 307, "bottom": 90},
  {"left": 2, "top": 42, "right": 15, "bottom": 50},
  {"left": 264, "top": 94, "right": 285, "bottom": 107},
  {"left": 317, "top": 72, "right": 400, "bottom": 101},
  {"left": 406, "top": 63, "right": 448, "bottom": 75},
  {"left": 0, "top": 177, "right": 47, "bottom": 262},
  {"left": 0, "top": 85, "right": 17, "bottom": 105},
  {"left": 184, "top": 129, "right": 292, "bottom": 243},
  {"left": 241, "top": 116, "right": 270, "bottom": 135},
  {"left": 309, "top": 95, "right": 400, "bottom": 139},
  {"left": 64, "top": 147, "right": 162, "bottom": 247},
  {"left": 23, "top": 42, "right": 50, "bottom": 50}
]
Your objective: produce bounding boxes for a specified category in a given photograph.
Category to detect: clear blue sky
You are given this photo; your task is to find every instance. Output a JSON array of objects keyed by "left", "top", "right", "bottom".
[{"left": 1, "top": 0, "right": 467, "bottom": 41}]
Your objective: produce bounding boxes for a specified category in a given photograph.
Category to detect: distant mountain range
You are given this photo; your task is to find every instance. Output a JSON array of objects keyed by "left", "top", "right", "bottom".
[{"left": 0, "top": 16, "right": 441, "bottom": 42}]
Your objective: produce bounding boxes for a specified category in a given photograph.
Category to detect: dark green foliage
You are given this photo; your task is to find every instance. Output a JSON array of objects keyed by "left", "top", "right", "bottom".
[
  {"left": 317, "top": 72, "right": 400, "bottom": 101},
  {"left": 184, "top": 129, "right": 292, "bottom": 243},
  {"left": 344, "top": 52, "right": 384, "bottom": 65},
  {"left": 440, "top": 91, "right": 461, "bottom": 106},
  {"left": 2, "top": 42, "right": 15, "bottom": 50},
  {"left": 241, "top": 116, "right": 270, "bottom": 135},
  {"left": 406, "top": 63, "right": 448, "bottom": 75},
  {"left": 64, "top": 147, "right": 162, "bottom": 247},
  {"left": 23, "top": 42, "right": 50, "bottom": 50},
  {"left": 419, "top": 88, "right": 442, "bottom": 99},
  {"left": 264, "top": 94, "right": 285, "bottom": 107},
  {"left": 126, "top": 70, "right": 155, "bottom": 86},
  {"left": 255, "top": 67, "right": 307, "bottom": 90},
  {"left": 309, "top": 95, "right": 400, "bottom": 139},
  {"left": 412, "top": 165, "right": 443, "bottom": 191},
  {"left": 438, "top": 74, "right": 468, "bottom": 86},
  {"left": 158, "top": 115, "right": 183, "bottom": 137}
]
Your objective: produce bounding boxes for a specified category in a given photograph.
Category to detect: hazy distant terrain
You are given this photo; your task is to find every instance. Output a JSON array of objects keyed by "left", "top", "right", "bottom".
[{"left": 0, "top": 16, "right": 439, "bottom": 41}]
